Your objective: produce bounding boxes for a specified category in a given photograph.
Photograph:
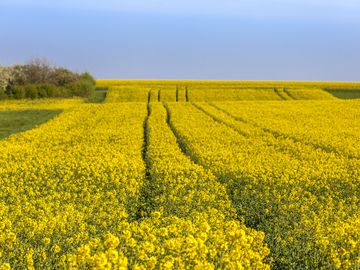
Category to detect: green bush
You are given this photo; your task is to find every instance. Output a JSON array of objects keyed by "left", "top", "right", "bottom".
[
  {"left": 49, "top": 68, "right": 80, "bottom": 86},
  {"left": 80, "top": 72, "right": 96, "bottom": 85},
  {"left": 12, "top": 85, "right": 26, "bottom": 99},
  {"left": 68, "top": 79, "right": 95, "bottom": 97},
  {"left": 37, "top": 84, "right": 66, "bottom": 98},
  {"left": 25, "top": 85, "right": 38, "bottom": 99},
  {"left": 37, "top": 84, "right": 48, "bottom": 98},
  {"left": 0, "top": 90, "right": 7, "bottom": 100},
  {"left": 0, "top": 60, "right": 96, "bottom": 100}
]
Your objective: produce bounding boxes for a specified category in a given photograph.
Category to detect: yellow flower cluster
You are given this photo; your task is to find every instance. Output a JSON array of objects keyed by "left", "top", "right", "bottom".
[
  {"left": 69, "top": 213, "right": 269, "bottom": 269},
  {"left": 1, "top": 84, "right": 359, "bottom": 269},
  {"left": 0, "top": 98, "right": 83, "bottom": 111},
  {"left": 67, "top": 103, "right": 270, "bottom": 269},
  {"left": 98, "top": 80, "right": 358, "bottom": 102},
  {"left": 0, "top": 99, "right": 270, "bottom": 269},
  {"left": 105, "top": 86, "right": 186, "bottom": 103},
  {"left": 97, "top": 79, "right": 360, "bottom": 91},
  {"left": 284, "top": 88, "right": 336, "bottom": 100},
  {"left": 105, "top": 86, "right": 149, "bottom": 102},
  {"left": 188, "top": 88, "right": 283, "bottom": 102},
  {"left": 167, "top": 102, "right": 360, "bottom": 269},
  {"left": 316, "top": 215, "right": 360, "bottom": 269},
  {"left": 0, "top": 103, "right": 147, "bottom": 268},
  {"left": 213, "top": 100, "right": 360, "bottom": 159}
]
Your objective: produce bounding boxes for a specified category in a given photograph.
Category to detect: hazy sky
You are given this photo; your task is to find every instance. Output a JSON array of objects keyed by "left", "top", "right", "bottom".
[{"left": 0, "top": 0, "right": 359, "bottom": 80}]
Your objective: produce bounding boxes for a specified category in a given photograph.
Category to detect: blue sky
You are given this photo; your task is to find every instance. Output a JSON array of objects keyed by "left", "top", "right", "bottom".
[{"left": 0, "top": 0, "right": 359, "bottom": 80}]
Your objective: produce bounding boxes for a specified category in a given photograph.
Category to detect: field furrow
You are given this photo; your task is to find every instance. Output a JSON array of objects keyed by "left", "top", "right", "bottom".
[
  {"left": 2, "top": 83, "right": 359, "bottom": 269},
  {"left": 167, "top": 102, "right": 360, "bottom": 269},
  {"left": 273, "top": 89, "right": 289, "bottom": 100},
  {"left": 212, "top": 101, "right": 360, "bottom": 159},
  {"left": 196, "top": 102, "right": 350, "bottom": 161},
  {"left": 71, "top": 102, "right": 270, "bottom": 269},
  {"left": 0, "top": 104, "right": 147, "bottom": 268}
]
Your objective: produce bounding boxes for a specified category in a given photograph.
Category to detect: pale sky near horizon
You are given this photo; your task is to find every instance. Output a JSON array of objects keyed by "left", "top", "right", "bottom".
[{"left": 0, "top": 0, "right": 359, "bottom": 81}]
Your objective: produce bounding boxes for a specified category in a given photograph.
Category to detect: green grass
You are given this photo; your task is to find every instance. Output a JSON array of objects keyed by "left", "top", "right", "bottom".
[
  {"left": 325, "top": 89, "right": 360, "bottom": 99},
  {"left": 0, "top": 110, "right": 62, "bottom": 139},
  {"left": 87, "top": 89, "right": 107, "bottom": 103}
]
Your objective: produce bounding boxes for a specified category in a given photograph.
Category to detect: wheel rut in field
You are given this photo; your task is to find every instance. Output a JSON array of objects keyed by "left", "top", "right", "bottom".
[
  {"left": 135, "top": 101, "right": 207, "bottom": 220},
  {"left": 274, "top": 88, "right": 287, "bottom": 100},
  {"left": 163, "top": 103, "right": 202, "bottom": 165},
  {"left": 192, "top": 103, "right": 249, "bottom": 137},
  {"left": 208, "top": 103, "right": 250, "bottom": 124},
  {"left": 192, "top": 103, "right": 310, "bottom": 160},
  {"left": 161, "top": 104, "right": 273, "bottom": 233},
  {"left": 147, "top": 90, "right": 151, "bottom": 103},
  {"left": 283, "top": 89, "right": 297, "bottom": 100},
  {"left": 158, "top": 89, "right": 161, "bottom": 102},
  {"left": 133, "top": 98, "right": 152, "bottom": 220},
  {"left": 135, "top": 102, "right": 220, "bottom": 219},
  {"left": 208, "top": 103, "right": 358, "bottom": 160}
]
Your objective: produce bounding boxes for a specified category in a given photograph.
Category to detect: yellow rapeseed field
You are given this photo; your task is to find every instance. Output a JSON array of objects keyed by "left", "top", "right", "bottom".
[{"left": 0, "top": 80, "right": 359, "bottom": 269}]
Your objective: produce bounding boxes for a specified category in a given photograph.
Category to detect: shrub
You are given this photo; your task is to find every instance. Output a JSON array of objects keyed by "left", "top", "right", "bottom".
[
  {"left": 36, "top": 84, "right": 49, "bottom": 98},
  {"left": 25, "top": 85, "right": 38, "bottom": 99},
  {"left": 37, "top": 84, "right": 69, "bottom": 98},
  {"left": 50, "top": 68, "right": 80, "bottom": 86},
  {"left": 0, "top": 90, "right": 7, "bottom": 100},
  {"left": 12, "top": 85, "right": 26, "bottom": 99},
  {"left": 0, "top": 66, "right": 14, "bottom": 97},
  {"left": 22, "top": 59, "right": 52, "bottom": 84},
  {"left": 80, "top": 72, "right": 96, "bottom": 85},
  {"left": 0, "top": 59, "right": 96, "bottom": 100},
  {"left": 68, "top": 79, "right": 95, "bottom": 97}
]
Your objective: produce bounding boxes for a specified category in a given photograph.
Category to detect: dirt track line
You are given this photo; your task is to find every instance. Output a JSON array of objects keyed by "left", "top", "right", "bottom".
[{"left": 208, "top": 103, "right": 358, "bottom": 160}]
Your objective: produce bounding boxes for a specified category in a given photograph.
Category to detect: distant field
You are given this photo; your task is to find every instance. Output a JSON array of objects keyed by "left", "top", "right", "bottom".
[
  {"left": 98, "top": 80, "right": 360, "bottom": 101},
  {"left": 0, "top": 81, "right": 359, "bottom": 270},
  {"left": 0, "top": 109, "right": 61, "bottom": 139}
]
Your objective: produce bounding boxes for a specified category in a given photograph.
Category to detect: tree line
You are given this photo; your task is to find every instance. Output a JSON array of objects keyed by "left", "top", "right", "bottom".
[{"left": 0, "top": 59, "right": 96, "bottom": 99}]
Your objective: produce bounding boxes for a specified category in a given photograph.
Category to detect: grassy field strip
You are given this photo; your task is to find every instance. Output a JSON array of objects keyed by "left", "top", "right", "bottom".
[
  {"left": 0, "top": 109, "right": 62, "bottom": 140},
  {"left": 167, "top": 103, "right": 360, "bottom": 269},
  {"left": 326, "top": 89, "right": 360, "bottom": 99},
  {"left": 213, "top": 101, "right": 360, "bottom": 160},
  {"left": 0, "top": 104, "right": 147, "bottom": 268},
  {"left": 86, "top": 89, "right": 107, "bottom": 103}
]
